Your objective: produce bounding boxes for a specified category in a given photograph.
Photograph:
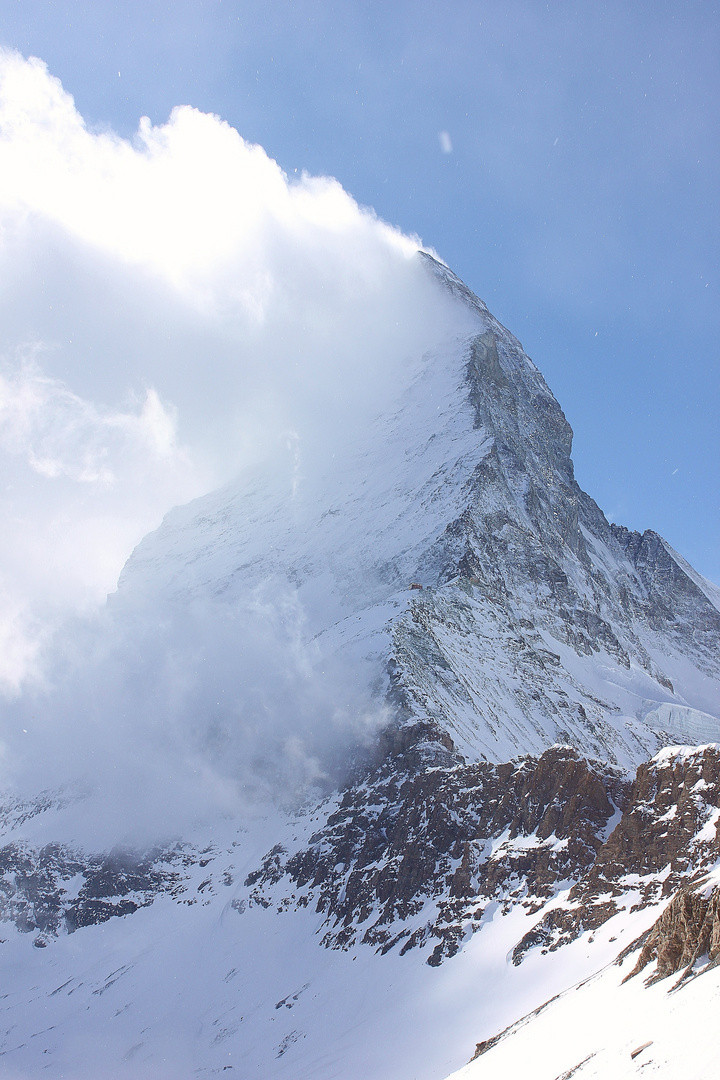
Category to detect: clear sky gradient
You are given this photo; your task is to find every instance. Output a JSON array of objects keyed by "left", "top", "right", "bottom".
[{"left": 1, "top": 0, "right": 718, "bottom": 582}]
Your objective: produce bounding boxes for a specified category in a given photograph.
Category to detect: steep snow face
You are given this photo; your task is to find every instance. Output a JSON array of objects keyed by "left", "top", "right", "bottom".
[
  {"left": 446, "top": 950, "right": 720, "bottom": 1080},
  {"left": 116, "top": 254, "right": 720, "bottom": 770},
  {"left": 116, "top": 267, "right": 493, "bottom": 623}
]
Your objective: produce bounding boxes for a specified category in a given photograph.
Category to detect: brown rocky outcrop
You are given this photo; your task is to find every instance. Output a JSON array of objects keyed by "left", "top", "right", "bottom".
[
  {"left": 623, "top": 883, "right": 720, "bottom": 985},
  {"left": 244, "top": 735, "right": 629, "bottom": 964},
  {"left": 587, "top": 746, "right": 720, "bottom": 895},
  {"left": 512, "top": 746, "right": 720, "bottom": 964}
]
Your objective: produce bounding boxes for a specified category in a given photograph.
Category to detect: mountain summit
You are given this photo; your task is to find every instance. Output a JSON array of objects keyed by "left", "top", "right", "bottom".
[
  {"left": 0, "top": 256, "right": 718, "bottom": 1079},
  {"left": 119, "top": 252, "right": 720, "bottom": 768}
]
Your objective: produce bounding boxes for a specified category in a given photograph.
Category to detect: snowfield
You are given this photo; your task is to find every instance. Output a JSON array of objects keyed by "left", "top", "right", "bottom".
[
  {"left": 446, "top": 941, "right": 720, "bottom": 1080},
  {"left": 0, "top": 803, "right": 666, "bottom": 1079}
]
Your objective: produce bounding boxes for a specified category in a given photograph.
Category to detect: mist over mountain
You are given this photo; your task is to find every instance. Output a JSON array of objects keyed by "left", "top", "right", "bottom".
[
  {"left": 0, "top": 49, "right": 459, "bottom": 697},
  {"left": 0, "top": 50, "right": 719, "bottom": 1080}
]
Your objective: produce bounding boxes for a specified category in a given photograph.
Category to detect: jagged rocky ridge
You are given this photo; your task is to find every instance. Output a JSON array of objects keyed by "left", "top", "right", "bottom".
[
  {"left": 623, "top": 880, "right": 720, "bottom": 987},
  {"left": 243, "top": 740, "right": 628, "bottom": 965},
  {"left": 0, "top": 840, "right": 187, "bottom": 941},
  {"left": 4, "top": 740, "right": 718, "bottom": 988},
  {"left": 242, "top": 739, "right": 720, "bottom": 970},
  {"left": 511, "top": 743, "right": 720, "bottom": 964}
]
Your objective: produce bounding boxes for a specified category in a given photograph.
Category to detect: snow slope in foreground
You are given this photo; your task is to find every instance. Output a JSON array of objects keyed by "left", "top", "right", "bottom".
[
  {"left": 0, "top": 800, "right": 661, "bottom": 1080},
  {"left": 446, "top": 949, "right": 720, "bottom": 1080}
]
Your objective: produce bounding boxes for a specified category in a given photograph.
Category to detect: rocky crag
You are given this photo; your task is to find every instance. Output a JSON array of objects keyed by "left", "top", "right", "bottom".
[
  {"left": 3, "top": 740, "right": 718, "bottom": 990},
  {"left": 623, "top": 882, "right": 720, "bottom": 986},
  {"left": 242, "top": 738, "right": 720, "bottom": 972}
]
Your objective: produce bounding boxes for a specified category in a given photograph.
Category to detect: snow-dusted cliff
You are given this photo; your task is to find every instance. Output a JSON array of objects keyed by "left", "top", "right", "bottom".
[{"left": 117, "top": 252, "right": 720, "bottom": 768}]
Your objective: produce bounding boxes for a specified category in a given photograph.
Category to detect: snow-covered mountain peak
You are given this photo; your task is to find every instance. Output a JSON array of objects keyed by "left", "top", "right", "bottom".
[
  {"left": 1, "top": 257, "right": 718, "bottom": 1080},
  {"left": 115, "top": 256, "right": 720, "bottom": 771}
]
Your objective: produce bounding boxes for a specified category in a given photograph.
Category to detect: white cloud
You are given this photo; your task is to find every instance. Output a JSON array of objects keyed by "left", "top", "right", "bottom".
[
  {"left": 0, "top": 51, "right": 461, "bottom": 832},
  {"left": 0, "top": 50, "right": 455, "bottom": 686},
  {"left": 0, "top": 357, "right": 180, "bottom": 483}
]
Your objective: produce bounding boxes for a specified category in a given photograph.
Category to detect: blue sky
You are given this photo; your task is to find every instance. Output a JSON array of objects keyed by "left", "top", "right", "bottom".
[{"left": 1, "top": 0, "right": 718, "bottom": 582}]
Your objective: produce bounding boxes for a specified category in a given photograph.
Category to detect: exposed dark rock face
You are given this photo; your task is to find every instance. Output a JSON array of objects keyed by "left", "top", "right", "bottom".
[
  {"left": 244, "top": 737, "right": 629, "bottom": 965},
  {"left": 585, "top": 746, "right": 720, "bottom": 895},
  {"left": 512, "top": 746, "right": 720, "bottom": 963},
  {"left": 236, "top": 739, "right": 720, "bottom": 972},
  {"left": 623, "top": 884, "right": 720, "bottom": 986},
  {"left": 0, "top": 839, "right": 194, "bottom": 940},
  {"left": 2, "top": 740, "right": 718, "bottom": 985}
]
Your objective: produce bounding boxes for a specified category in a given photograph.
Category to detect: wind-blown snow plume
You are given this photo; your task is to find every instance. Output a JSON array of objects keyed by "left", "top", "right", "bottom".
[{"left": 0, "top": 50, "right": 462, "bottom": 829}]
